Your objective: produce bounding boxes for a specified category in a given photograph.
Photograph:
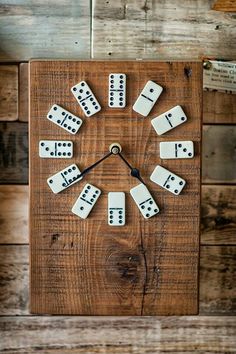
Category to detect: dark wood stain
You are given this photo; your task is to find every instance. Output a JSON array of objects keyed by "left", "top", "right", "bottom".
[{"left": 0, "top": 122, "right": 28, "bottom": 183}]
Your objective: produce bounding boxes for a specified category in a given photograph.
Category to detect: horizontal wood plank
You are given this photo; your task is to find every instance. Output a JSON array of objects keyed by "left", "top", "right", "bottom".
[
  {"left": 203, "top": 91, "right": 236, "bottom": 124},
  {"left": 212, "top": 0, "right": 236, "bottom": 12},
  {"left": 0, "top": 122, "right": 28, "bottom": 184},
  {"left": 0, "top": 65, "right": 18, "bottom": 121},
  {"left": 0, "top": 1, "right": 90, "bottom": 61},
  {"left": 92, "top": 0, "right": 236, "bottom": 59},
  {"left": 0, "top": 245, "right": 235, "bottom": 315},
  {"left": 0, "top": 246, "right": 28, "bottom": 315},
  {"left": 18, "top": 63, "right": 28, "bottom": 122},
  {"left": 201, "top": 185, "right": 236, "bottom": 245},
  {"left": 199, "top": 245, "right": 236, "bottom": 315},
  {"left": 0, "top": 316, "right": 236, "bottom": 353},
  {"left": 0, "top": 186, "right": 28, "bottom": 244},
  {"left": 202, "top": 125, "right": 236, "bottom": 184}
]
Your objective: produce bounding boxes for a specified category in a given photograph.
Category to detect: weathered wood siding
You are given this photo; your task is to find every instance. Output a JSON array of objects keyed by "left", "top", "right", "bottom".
[
  {"left": 92, "top": 0, "right": 236, "bottom": 59},
  {"left": 0, "top": 1, "right": 90, "bottom": 60}
]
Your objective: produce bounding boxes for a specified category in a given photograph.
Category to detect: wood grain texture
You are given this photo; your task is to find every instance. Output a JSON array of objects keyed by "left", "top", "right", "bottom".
[
  {"left": 0, "top": 316, "right": 236, "bottom": 353},
  {"left": 0, "top": 1, "right": 90, "bottom": 61},
  {"left": 92, "top": 0, "right": 236, "bottom": 59},
  {"left": 201, "top": 185, "right": 236, "bottom": 245},
  {"left": 1, "top": 245, "right": 235, "bottom": 316},
  {"left": 203, "top": 91, "right": 236, "bottom": 124},
  {"left": 18, "top": 63, "right": 28, "bottom": 122},
  {"left": 0, "top": 122, "right": 28, "bottom": 184},
  {"left": 0, "top": 185, "right": 28, "bottom": 244},
  {"left": 0, "top": 65, "right": 18, "bottom": 121},
  {"left": 2, "top": 185, "right": 235, "bottom": 246},
  {"left": 213, "top": 0, "right": 236, "bottom": 11},
  {"left": 199, "top": 245, "right": 236, "bottom": 315},
  {"left": 202, "top": 125, "right": 236, "bottom": 184},
  {"left": 29, "top": 60, "right": 202, "bottom": 315},
  {"left": 0, "top": 246, "right": 28, "bottom": 315}
]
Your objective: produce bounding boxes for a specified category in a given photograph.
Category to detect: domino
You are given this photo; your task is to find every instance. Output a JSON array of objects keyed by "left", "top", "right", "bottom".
[
  {"left": 151, "top": 105, "right": 187, "bottom": 135},
  {"left": 47, "top": 104, "right": 83, "bottom": 134},
  {"left": 130, "top": 183, "right": 159, "bottom": 219},
  {"left": 108, "top": 73, "right": 126, "bottom": 108},
  {"left": 133, "top": 80, "right": 163, "bottom": 116},
  {"left": 150, "top": 165, "right": 186, "bottom": 195},
  {"left": 108, "top": 192, "right": 125, "bottom": 226},
  {"left": 39, "top": 140, "right": 73, "bottom": 158},
  {"left": 47, "top": 163, "right": 82, "bottom": 194},
  {"left": 72, "top": 183, "right": 101, "bottom": 219},
  {"left": 160, "top": 141, "right": 194, "bottom": 159},
  {"left": 71, "top": 81, "right": 101, "bottom": 117}
]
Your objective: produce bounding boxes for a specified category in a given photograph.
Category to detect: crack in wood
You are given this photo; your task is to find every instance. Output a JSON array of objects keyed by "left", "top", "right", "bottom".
[{"left": 139, "top": 223, "right": 148, "bottom": 316}]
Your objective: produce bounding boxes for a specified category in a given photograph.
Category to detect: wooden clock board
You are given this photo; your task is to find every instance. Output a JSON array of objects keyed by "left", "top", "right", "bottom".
[{"left": 29, "top": 60, "right": 202, "bottom": 315}]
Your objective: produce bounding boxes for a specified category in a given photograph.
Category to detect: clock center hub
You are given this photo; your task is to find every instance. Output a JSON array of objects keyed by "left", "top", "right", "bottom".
[{"left": 109, "top": 142, "right": 122, "bottom": 155}]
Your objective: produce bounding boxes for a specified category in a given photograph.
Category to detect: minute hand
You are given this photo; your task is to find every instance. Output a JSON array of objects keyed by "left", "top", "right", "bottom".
[
  {"left": 77, "top": 151, "right": 112, "bottom": 179},
  {"left": 117, "top": 152, "right": 146, "bottom": 185}
]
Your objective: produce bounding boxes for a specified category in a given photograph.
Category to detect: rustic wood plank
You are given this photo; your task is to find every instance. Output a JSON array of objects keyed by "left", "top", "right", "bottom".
[
  {"left": 199, "top": 245, "right": 236, "bottom": 315},
  {"left": 202, "top": 125, "right": 236, "bottom": 184},
  {"left": 1, "top": 245, "right": 234, "bottom": 316},
  {"left": 0, "top": 1, "right": 90, "bottom": 61},
  {"left": 29, "top": 60, "right": 201, "bottom": 316},
  {"left": 0, "top": 122, "right": 28, "bottom": 184},
  {"left": 1, "top": 185, "right": 235, "bottom": 246},
  {"left": 0, "top": 316, "right": 236, "bottom": 353},
  {"left": 92, "top": 0, "right": 236, "bottom": 59},
  {"left": 0, "top": 246, "right": 28, "bottom": 315},
  {"left": 213, "top": 0, "right": 236, "bottom": 12},
  {"left": 18, "top": 63, "right": 28, "bottom": 122},
  {"left": 203, "top": 91, "right": 236, "bottom": 124},
  {"left": 201, "top": 185, "right": 236, "bottom": 245},
  {"left": 0, "top": 186, "right": 28, "bottom": 244},
  {"left": 0, "top": 65, "right": 18, "bottom": 121}
]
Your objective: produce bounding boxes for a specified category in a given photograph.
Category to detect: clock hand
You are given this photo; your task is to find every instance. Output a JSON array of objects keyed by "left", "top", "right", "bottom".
[
  {"left": 117, "top": 152, "right": 146, "bottom": 185},
  {"left": 77, "top": 151, "right": 113, "bottom": 179},
  {"left": 109, "top": 143, "right": 146, "bottom": 185}
]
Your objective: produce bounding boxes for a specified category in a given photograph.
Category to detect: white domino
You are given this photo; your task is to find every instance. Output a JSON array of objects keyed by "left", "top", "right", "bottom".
[
  {"left": 133, "top": 80, "right": 163, "bottom": 116},
  {"left": 151, "top": 105, "right": 187, "bottom": 135},
  {"left": 150, "top": 165, "right": 186, "bottom": 195},
  {"left": 108, "top": 73, "right": 126, "bottom": 108},
  {"left": 47, "top": 163, "right": 82, "bottom": 194},
  {"left": 160, "top": 141, "right": 194, "bottom": 159},
  {"left": 71, "top": 81, "right": 101, "bottom": 117},
  {"left": 72, "top": 183, "right": 101, "bottom": 219},
  {"left": 108, "top": 192, "right": 125, "bottom": 226},
  {"left": 39, "top": 140, "right": 73, "bottom": 158},
  {"left": 47, "top": 104, "right": 83, "bottom": 134},
  {"left": 130, "top": 183, "right": 159, "bottom": 219}
]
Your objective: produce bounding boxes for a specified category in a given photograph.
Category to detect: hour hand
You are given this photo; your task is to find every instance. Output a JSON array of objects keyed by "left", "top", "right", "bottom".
[
  {"left": 109, "top": 143, "right": 146, "bottom": 185},
  {"left": 130, "top": 168, "right": 146, "bottom": 185}
]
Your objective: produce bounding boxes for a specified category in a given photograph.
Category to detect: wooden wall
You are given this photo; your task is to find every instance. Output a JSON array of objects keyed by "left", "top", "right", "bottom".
[{"left": 0, "top": 0, "right": 236, "bottom": 352}]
